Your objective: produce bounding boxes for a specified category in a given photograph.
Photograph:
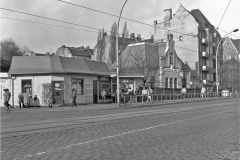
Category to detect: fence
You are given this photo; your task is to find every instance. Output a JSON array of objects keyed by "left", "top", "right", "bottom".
[{"left": 119, "top": 91, "right": 239, "bottom": 106}]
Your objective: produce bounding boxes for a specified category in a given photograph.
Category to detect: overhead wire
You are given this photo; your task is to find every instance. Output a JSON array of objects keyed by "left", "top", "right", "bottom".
[
  {"left": 0, "top": 17, "right": 99, "bottom": 34},
  {"left": 217, "top": 0, "right": 231, "bottom": 29}
]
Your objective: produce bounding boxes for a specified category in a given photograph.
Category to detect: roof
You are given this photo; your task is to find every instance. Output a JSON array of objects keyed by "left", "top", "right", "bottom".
[
  {"left": 231, "top": 39, "right": 240, "bottom": 53},
  {"left": 68, "top": 47, "right": 93, "bottom": 57},
  {"left": 8, "top": 56, "right": 111, "bottom": 76}
]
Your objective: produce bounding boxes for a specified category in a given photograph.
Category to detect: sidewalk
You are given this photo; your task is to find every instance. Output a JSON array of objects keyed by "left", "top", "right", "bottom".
[{"left": 3, "top": 96, "right": 232, "bottom": 112}]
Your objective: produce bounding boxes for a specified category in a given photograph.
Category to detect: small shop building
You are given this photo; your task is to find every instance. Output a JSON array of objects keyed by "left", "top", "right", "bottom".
[{"left": 8, "top": 56, "right": 111, "bottom": 106}]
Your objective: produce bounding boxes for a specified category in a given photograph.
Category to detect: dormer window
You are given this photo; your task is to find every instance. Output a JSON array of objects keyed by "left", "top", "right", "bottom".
[{"left": 179, "top": 36, "right": 183, "bottom": 41}]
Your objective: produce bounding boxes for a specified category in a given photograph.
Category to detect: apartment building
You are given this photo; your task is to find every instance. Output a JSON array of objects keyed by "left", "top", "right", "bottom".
[{"left": 154, "top": 5, "right": 223, "bottom": 89}]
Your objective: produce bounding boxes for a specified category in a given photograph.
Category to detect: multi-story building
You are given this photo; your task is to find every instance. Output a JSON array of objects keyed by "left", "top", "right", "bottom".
[
  {"left": 56, "top": 45, "right": 93, "bottom": 60},
  {"left": 154, "top": 5, "right": 223, "bottom": 89}
]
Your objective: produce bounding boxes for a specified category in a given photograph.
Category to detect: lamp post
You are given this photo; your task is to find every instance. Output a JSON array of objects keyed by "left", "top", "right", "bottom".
[
  {"left": 216, "top": 29, "right": 238, "bottom": 97},
  {"left": 116, "top": 0, "right": 128, "bottom": 106}
]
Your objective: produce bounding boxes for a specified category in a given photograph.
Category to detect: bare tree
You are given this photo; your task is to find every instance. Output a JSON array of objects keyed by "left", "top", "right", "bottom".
[
  {"left": 122, "top": 21, "right": 129, "bottom": 38},
  {"left": 21, "top": 45, "right": 31, "bottom": 56},
  {"left": 121, "top": 44, "right": 159, "bottom": 87},
  {"left": 109, "top": 22, "right": 118, "bottom": 65},
  {"left": 0, "top": 38, "right": 23, "bottom": 72},
  {"left": 95, "top": 28, "right": 106, "bottom": 62}
]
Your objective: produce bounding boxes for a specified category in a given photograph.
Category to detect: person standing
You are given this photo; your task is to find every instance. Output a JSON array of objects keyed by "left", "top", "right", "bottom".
[
  {"left": 47, "top": 88, "right": 53, "bottom": 108},
  {"left": 22, "top": 90, "right": 30, "bottom": 108},
  {"left": 3, "top": 89, "right": 11, "bottom": 111},
  {"left": 147, "top": 87, "right": 153, "bottom": 102},
  {"left": 142, "top": 87, "right": 147, "bottom": 102},
  {"left": 181, "top": 87, "right": 186, "bottom": 100},
  {"left": 70, "top": 89, "right": 77, "bottom": 107},
  {"left": 201, "top": 86, "right": 206, "bottom": 98},
  {"left": 18, "top": 90, "right": 24, "bottom": 109},
  {"left": 101, "top": 89, "right": 107, "bottom": 104}
]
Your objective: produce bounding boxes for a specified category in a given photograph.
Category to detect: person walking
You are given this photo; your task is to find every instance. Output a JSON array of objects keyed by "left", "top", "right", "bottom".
[
  {"left": 147, "top": 87, "right": 153, "bottom": 102},
  {"left": 201, "top": 86, "right": 206, "bottom": 98},
  {"left": 47, "top": 88, "right": 53, "bottom": 108},
  {"left": 70, "top": 89, "right": 77, "bottom": 107},
  {"left": 22, "top": 90, "right": 30, "bottom": 108},
  {"left": 3, "top": 89, "right": 11, "bottom": 111},
  {"left": 18, "top": 90, "right": 24, "bottom": 109},
  {"left": 181, "top": 87, "right": 186, "bottom": 100}
]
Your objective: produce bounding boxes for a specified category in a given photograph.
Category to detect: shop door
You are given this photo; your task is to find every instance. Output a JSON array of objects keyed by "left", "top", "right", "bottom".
[
  {"left": 93, "top": 80, "right": 98, "bottom": 104},
  {"left": 52, "top": 81, "right": 64, "bottom": 104}
]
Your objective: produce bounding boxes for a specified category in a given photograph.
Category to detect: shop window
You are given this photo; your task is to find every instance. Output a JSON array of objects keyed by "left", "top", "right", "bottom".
[
  {"left": 72, "top": 79, "right": 84, "bottom": 95},
  {"left": 22, "top": 79, "right": 32, "bottom": 96}
]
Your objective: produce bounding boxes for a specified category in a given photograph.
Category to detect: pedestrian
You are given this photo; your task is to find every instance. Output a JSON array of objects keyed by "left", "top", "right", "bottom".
[
  {"left": 22, "top": 90, "right": 30, "bottom": 108},
  {"left": 3, "top": 89, "right": 11, "bottom": 111},
  {"left": 101, "top": 89, "right": 107, "bottom": 103},
  {"left": 47, "top": 88, "right": 53, "bottom": 108},
  {"left": 70, "top": 88, "right": 77, "bottom": 107},
  {"left": 201, "top": 86, "right": 206, "bottom": 98},
  {"left": 181, "top": 87, "right": 186, "bottom": 100},
  {"left": 18, "top": 90, "right": 24, "bottom": 109},
  {"left": 127, "top": 87, "right": 134, "bottom": 104},
  {"left": 135, "top": 87, "right": 140, "bottom": 102},
  {"left": 142, "top": 87, "right": 147, "bottom": 102},
  {"left": 147, "top": 87, "right": 153, "bottom": 102}
]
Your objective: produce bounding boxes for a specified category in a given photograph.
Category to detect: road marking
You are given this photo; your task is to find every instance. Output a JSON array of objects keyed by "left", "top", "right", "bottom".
[{"left": 13, "top": 108, "right": 238, "bottom": 160}]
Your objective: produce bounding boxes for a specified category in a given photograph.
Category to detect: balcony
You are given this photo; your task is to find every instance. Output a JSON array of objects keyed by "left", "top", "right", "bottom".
[
  {"left": 202, "top": 79, "right": 209, "bottom": 84},
  {"left": 202, "top": 65, "right": 209, "bottom": 72},
  {"left": 201, "top": 38, "right": 208, "bottom": 44},
  {"left": 202, "top": 51, "right": 209, "bottom": 58}
]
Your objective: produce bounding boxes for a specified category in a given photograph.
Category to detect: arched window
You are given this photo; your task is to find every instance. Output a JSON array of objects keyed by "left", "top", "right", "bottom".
[
  {"left": 182, "top": 78, "right": 186, "bottom": 88},
  {"left": 170, "top": 78, "right": 173, "bottom": 88},
  {"left": 165, "top": 77, "right": 168, "bottom": 88},
  {"left": 174, "top": 78, "right": 177, "bottom": 88}
]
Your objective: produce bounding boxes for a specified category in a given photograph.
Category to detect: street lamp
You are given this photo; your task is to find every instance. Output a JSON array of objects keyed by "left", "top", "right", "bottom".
[
  {"left": 116, "top": 0, "right": 128, "bottom": 106},
  {"left": 216, "top": 29, "right": 239, "bottom": 97}
]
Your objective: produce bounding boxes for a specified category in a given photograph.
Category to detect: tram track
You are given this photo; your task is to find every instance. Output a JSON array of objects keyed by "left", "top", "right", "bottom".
[{"left": 1, "top": 101, "right": 238, "bottom": 138}]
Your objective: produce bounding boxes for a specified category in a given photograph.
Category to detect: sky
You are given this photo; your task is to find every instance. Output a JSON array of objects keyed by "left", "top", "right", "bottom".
[{"left": 1, "top": 0, "right": 240, "bottom": 54}]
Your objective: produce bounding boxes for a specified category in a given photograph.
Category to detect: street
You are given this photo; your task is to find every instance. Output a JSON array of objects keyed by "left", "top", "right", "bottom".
[{"left": 1, "top": 98, "right": 239, "bottom": 160}]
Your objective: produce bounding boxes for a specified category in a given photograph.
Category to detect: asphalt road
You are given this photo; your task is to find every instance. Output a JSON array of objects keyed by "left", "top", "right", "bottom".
[{"left": 1, "top": 98, "right": 239, "bottom": 160}]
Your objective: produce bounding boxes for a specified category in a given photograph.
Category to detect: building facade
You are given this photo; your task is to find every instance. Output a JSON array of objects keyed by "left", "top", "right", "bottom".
[
  {"left": 223, "top": 37, "right": 240, "bottom": 62},
  {"left": 8, "top": 56, "right": 111, "bottom": 106},
  {"left": 56, "top": 45, "right": 93, "bottom": 60},
  {"left": 154, "top": 5, "right": 223, "bottom": 89},
  {"left": 222, "top": 58, "right": 240, "bottom": 91}
]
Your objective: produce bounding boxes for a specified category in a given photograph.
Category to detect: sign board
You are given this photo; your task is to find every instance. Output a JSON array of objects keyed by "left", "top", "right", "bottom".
[{"left": 179, "top": 72, "right": 184, "bottom": 78}]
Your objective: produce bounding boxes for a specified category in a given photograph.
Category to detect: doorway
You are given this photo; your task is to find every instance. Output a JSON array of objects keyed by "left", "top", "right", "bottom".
[{"left": 52, "top": 81, "right": 64, "bottom": 104}]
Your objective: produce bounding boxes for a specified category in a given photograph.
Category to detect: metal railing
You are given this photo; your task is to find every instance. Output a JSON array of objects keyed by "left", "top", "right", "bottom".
[{"left": 118, "top": 92, "right": 239, "bottom": 106}]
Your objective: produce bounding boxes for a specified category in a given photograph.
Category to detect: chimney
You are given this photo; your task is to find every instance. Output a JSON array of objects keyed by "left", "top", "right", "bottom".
[
  {"left": 154, "top": 20, "right": 157, "bottom": 25},
  {"left": 130, "top": 33, "right": 135, "bottom": 39},
  {"left": 137, "top": 34, "right": 141, "bottom": 42},
  {"left": 150, "top": 35, "right": 154, "bottom": 39},
  {"left": 164, "top": 9, "right": 172, "bottom": 27},
  {"left": 62, "top": 45, "right": 65, "bottom": 48}
]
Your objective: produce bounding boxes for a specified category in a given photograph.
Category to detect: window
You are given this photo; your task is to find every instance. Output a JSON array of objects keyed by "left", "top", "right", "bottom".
[
  {"left": 72, "top": 79, "right": 84, "bottom": 95},
  {"left": 170, "top": 53, "right": 173, "bottom": 65},
  {"left": 22, "top": 79, "right": 32, "bottom": 96},
  {"left": 179, "top": 36, "right": 183, "bottom": 41}
]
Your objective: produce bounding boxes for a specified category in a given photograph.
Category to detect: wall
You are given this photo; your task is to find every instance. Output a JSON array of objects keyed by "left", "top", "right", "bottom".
[
  {"left": 0, "top": 77, "right": 12, "bottom": 107},
  {"left": 64, "top": 75, "right": 96, "bottom": 104},
  {"left": 12, "top": 75, "right": 52, "bottom": 106},
  {"left": 154, "top": 6, "right": 199, "bottom": 71}
]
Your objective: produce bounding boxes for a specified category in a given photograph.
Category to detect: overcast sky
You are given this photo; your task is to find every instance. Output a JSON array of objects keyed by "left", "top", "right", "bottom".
[{"left": 1, "top": 0, "right": 240, "bottom": 54}]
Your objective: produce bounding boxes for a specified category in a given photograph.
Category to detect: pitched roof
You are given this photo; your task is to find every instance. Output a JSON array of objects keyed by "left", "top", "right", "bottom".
[
  {"left": 231, "top": 39, "right": 240, "bottom": 53},
  {"left": 68, "top": 47, "right": 93, "bottom": 57},
  {"left": 8, "top": 56, "right": 110, "bottom": 76}
]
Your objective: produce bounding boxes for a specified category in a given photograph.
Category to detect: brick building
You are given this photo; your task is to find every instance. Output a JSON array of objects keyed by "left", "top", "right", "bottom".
[
  {"left": 223, "top": 37, "right": 240, "bottom": 62},
  {"left": 154, "top": 5, "right": 223, "bottom": 89}
]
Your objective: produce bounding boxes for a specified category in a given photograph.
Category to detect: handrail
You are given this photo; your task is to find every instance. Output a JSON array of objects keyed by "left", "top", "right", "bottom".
[{"left": 117, "top": 91, "right": 239, "bottom": 106}]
